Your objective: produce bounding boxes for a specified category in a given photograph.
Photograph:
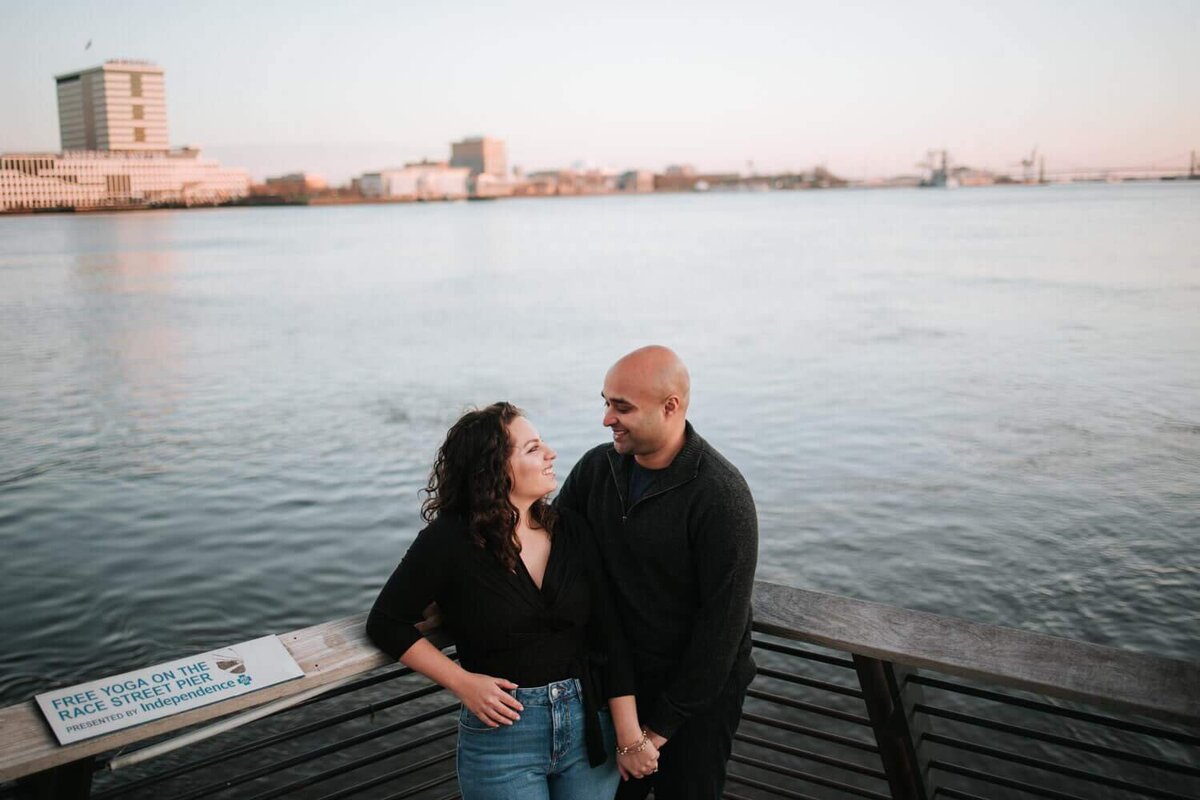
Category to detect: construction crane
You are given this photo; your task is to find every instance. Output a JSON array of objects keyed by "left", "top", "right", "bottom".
[
  {"left": 1018, "top": 147, "right": 1037, "bottom": 183},
  {"left": 916, "top": 149, "right": 950, "bottom": 187},
  {"left": 1008, "top": 148, "right": 1048, "bottom": 184}
]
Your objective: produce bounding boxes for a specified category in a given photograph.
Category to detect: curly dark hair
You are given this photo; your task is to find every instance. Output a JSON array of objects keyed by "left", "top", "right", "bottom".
[{"left": 421, "top": 402, "right": 557, "bottom": 571}]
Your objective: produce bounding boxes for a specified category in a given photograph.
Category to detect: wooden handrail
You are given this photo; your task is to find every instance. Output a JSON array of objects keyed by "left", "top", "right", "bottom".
[
  {"left": 0, "top": 614, "right": 387, "bottom": 782},
  {"left": 751, "top": 581, "right": 1200, "bottom": 724},
  {"left": 2, "top": 581, "right": 1197, "bottom": 783}
]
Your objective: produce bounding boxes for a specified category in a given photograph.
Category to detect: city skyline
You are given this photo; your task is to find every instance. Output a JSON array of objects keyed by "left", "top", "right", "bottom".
[{"left": 2, "top": 0, "right": 1197, "bottom": 183}]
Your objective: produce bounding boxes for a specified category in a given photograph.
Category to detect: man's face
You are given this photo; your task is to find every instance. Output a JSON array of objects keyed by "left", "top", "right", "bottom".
[{"left": 602, "top": 369, "right": 667, "bottom": 456}]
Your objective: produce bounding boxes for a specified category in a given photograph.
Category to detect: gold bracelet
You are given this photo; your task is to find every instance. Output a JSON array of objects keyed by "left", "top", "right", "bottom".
[{"left": 615, "top": 729, "right": 649, "bottom": 756}]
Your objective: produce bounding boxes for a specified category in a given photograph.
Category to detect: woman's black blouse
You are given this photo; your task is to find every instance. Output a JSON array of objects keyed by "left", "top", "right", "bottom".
[{"left": 366, "top": 508, "right": 634, "bottom": 765}]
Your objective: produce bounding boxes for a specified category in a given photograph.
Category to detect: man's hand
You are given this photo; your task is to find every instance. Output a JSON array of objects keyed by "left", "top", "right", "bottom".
[
  {"left": 647, "top": 729, "right": 668, "bottom": 749},
  {"left": 414, "top": 602, "right": 442, "bottom": 634}
]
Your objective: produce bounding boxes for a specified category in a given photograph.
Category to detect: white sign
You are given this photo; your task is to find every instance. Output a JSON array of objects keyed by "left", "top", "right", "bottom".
[{"left": 36, "top": 635, "right": 304, "bottom": 745}]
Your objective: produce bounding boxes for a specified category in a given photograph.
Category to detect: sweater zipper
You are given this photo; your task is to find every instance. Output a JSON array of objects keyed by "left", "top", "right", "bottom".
[
  {"left": 607, "top": 458, "right": 695, "bottom": 523},
  {"left": 607, "top": 458, "right": 630, "bottom": 523}
]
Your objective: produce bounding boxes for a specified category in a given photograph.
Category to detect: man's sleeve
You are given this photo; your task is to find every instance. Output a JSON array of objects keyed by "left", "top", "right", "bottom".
[
  {"left": 554, "top": 453, "right": 588, "bottom": 515},
  {"left": 644, "top": 479, "right": 758, "bottom": 739},
  {"left": 575, "top": 514, "right": 637, "bottom": 699}
]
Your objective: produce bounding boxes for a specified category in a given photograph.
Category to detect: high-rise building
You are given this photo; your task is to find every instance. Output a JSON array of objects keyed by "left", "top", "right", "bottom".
[
  {"left": 55, "top": 60, "right": 168, "bottom": 152},
  {"left": 450, "top": 137, "right": 507, "bottom": 178},
  {"left": 1, "top": 61, "right": 248, "bottom": 212}
]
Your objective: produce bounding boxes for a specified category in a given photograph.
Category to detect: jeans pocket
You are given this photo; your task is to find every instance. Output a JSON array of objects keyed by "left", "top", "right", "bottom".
[{"left": 458, "top": 705, "right": 501, "bottom": 734}]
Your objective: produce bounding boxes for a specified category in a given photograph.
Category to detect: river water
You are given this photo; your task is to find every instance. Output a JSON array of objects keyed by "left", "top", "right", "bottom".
[{"left": 1, "top": 183, "right": 1198, "bottom": 707}]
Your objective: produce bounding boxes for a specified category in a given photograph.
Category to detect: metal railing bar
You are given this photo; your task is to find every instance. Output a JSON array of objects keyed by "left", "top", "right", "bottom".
[
  {"left": 756, "top": 666, "right": 865, "bottom": 699},
  {"left": 911, "top": 675, "right": 1200, "bottom": 746},
  {"left": 246, "top": 728, "right": 456, "bottom": 800},
  {"left": 735, "top": 732, "right": 887, "bottom": 780},
  {"left": 914, "top": 704, "right": 1200, "bottom": 777},
  {"left": 263, "top": 652, "right": 454, "bottom": 720},
  {"left": 169, "top": 702, "right": 459, "bottom": 800},
  {"left": 312, "top": 749, "right": 456, "bottom": 800},
  {"left": 934, "top": 787, "right": 992, "bottom": 800},
  {"left": 726, "top": 771, "right": 824, "bottom": 800},
  {"left": 722, "top": 793, "right": 757, "bottom": 800},
  {"left": 741, "top": 711, "right": 879, "bottom": 753},
  {"left": 286, "top": 663, "right": 415, "bottom": 707},
  {"left": 731, "top": 753, "right": 891, "bottom": 800},
  {"left": 929, "top": 760, "right": 1086, "bottom": 800},
  {"left": 746, "top": 688, "right": 872, "bottom": 726},
  {"left": 377, "top": 771, "right": 458, "bottom": 800},
  {"left": 752, "top": 637, "right": 857, "bottom": 669},
  {"left": 91, "top": 682, "right": 449, "bottom": 798},
  {"left": 107, "top": 675, "right": 372, "bottom": 773},
  {"left": 924, "top": 732, "right": 1195, "bottom": 800},
  {"left": 261, "top": 750, "right": 453, "bottom": 800}
]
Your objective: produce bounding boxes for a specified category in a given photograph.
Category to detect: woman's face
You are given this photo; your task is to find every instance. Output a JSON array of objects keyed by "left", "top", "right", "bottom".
[{"left": 507, "top": 416, "right": 557, "bottom": 504}]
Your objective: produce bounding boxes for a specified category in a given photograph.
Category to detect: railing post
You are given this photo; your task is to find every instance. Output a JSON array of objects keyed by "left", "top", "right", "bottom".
[
  {"left": 14, "top": 758, "right": 94, "bottom": 799},
  {"left": 853, "top": 655, "right": 930, "bottom": 800}
]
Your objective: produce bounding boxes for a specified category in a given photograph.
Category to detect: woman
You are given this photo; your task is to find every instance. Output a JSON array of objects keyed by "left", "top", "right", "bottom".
[{"left": 367, "top": 402, "right": 659, "bottom": 799}]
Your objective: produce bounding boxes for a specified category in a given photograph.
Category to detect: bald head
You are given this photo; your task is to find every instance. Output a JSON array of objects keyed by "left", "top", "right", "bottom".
[
  {"left": 602, "top": 346, "right": 691, "bottom": 467},
  {"left": 607, "top": 345, "right": 691, "bottom": 413}
]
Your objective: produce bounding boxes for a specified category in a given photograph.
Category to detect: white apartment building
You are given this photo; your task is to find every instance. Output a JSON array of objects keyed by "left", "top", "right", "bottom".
[
  {"left": 56, "top": 60, "right": 169, "bottom": 152},
  {"left": 359, "top": 163, "right": 470, "bottom": 201},
  {"left": 0, "top": 149, "right": 250, "bottom": 211}
]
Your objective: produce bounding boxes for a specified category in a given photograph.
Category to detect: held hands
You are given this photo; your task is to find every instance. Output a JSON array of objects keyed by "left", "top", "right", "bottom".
[
  {"left": 453, "top": 672, "right": 524, "bottom": 727},
  {"left": 616, "top": 730, "right": 661, "bottom": 781}
]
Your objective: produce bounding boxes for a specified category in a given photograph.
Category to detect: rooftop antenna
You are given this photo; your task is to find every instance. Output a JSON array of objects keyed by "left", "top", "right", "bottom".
[{"left": 1018, "top": 147, "right": 1038, "bottom": 183}]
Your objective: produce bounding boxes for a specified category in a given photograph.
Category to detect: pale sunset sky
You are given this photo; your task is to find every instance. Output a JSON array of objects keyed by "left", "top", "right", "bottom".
[{"left": 1, "top": 0, "right": 1196, "bottom": 182}]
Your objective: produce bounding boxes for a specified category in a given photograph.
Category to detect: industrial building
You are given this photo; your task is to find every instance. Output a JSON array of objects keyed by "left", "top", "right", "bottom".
[
  {"left": 358, "top": 162, "right": 470, "bottom": 201},
  {"left": 449, "top": 137, "right": 507, "bottom": 178}
]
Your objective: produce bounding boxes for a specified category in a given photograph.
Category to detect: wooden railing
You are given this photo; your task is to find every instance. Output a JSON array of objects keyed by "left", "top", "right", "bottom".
[
  {"left": 2, "top": 581, "right": 1197, "bottom": 798},
  {"left": 751, "top": 583, "right": 1199, "bottom": 724}
]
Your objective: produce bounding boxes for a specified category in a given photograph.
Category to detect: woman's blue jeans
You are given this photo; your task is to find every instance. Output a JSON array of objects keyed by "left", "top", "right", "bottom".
[{"left": 456, "top": 678, "right": 619, "bottom": 800}]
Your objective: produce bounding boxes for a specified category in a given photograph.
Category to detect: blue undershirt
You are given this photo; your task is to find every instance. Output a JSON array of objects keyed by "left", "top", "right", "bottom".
[{"left": 628, "top": 461, "right": 664, "bottom": 506}]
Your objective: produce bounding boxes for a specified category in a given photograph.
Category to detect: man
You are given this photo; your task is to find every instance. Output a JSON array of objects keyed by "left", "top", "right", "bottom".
[{"left": 557, "top": 345, "right": 758, "bottom": 800}]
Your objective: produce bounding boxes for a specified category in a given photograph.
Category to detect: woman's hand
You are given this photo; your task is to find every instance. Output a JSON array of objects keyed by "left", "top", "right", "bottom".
[
  {"left": 452, "top": 672, "right": 524, "bottom": 727},
  {"left": 617, "top": 737, "right": 660, "bottom": 780}
]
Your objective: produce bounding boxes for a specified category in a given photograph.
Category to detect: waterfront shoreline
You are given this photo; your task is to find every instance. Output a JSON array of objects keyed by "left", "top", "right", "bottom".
[{"left": 2, "top": 174, "right": 1195, "bottom": 217}]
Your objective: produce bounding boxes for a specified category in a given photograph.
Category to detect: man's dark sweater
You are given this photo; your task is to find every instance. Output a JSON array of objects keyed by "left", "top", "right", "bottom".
[{"left": 556, "top": 422, "right": 758, "bottom": 739}]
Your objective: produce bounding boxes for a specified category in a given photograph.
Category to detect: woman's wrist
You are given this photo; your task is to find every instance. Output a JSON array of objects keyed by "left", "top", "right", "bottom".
[
  {"left": 615, "top": 728, "right": 649, "bottom": 755},
  {"left": 616, "top": 724, "right": 644, "bottom": 748},
  {"left": 444, "top": 665, "right": 470, "bottom": 697},
  {"left": 606, "top": 696, "right": 644, "bottom": 746}
]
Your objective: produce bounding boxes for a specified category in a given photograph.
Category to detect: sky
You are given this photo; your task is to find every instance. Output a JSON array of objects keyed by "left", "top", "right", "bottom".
[{"left": 1, "top": 0, "right": 1196, "bottom": 183}]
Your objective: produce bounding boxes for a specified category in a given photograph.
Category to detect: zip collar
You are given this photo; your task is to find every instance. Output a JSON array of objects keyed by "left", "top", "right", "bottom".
[{"left": 606, "top": 421, "right": 703, "bottom": 515}]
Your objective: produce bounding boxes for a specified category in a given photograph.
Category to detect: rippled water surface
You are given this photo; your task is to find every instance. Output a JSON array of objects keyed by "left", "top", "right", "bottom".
[{"left": 1, "top": 183, "right": 1198, "bottom": 705}]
